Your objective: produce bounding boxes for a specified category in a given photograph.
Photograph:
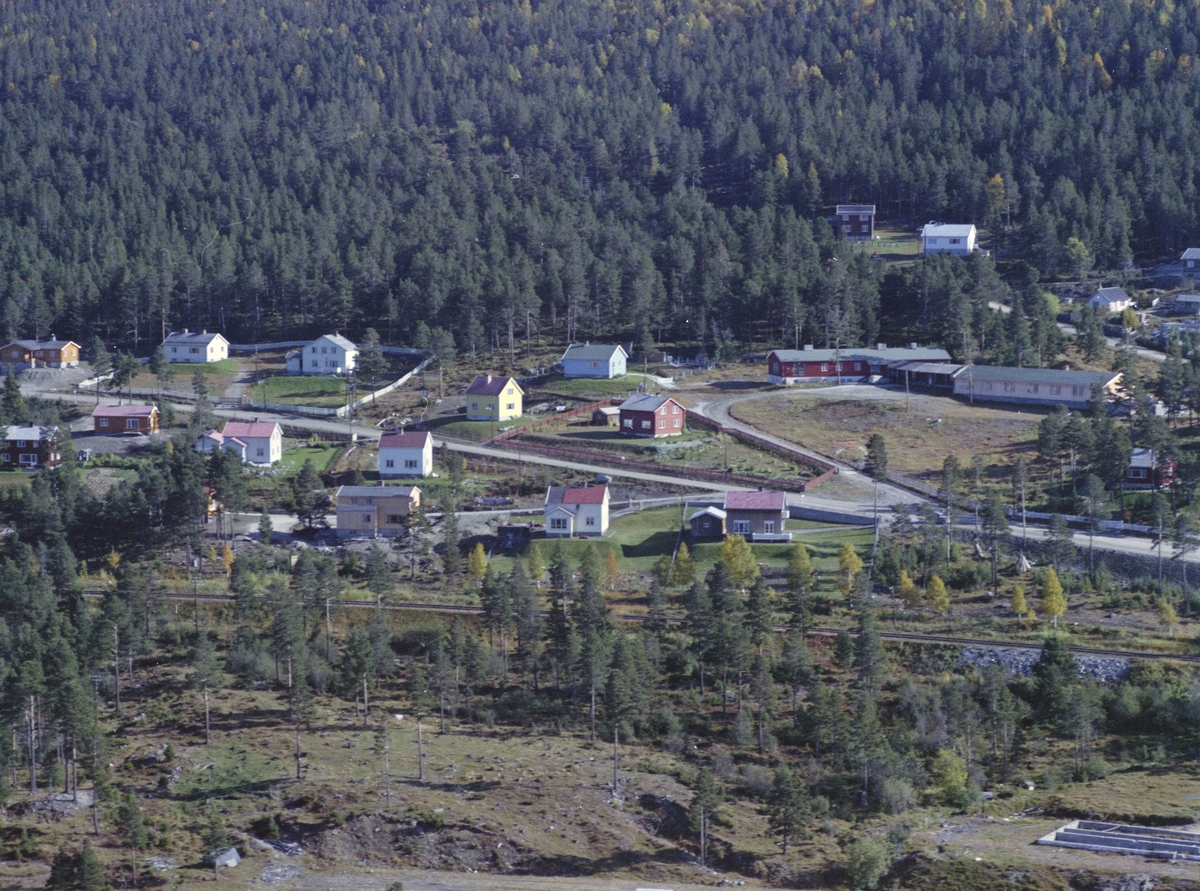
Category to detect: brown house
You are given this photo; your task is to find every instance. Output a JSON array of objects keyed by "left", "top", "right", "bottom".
[
  {"left": 1, "top": 338, "right": 81, "bottom": 368},
  {"left": 689, "top": 506, "right": 727, "bottom": 538},
  {"left": 92, "top": 404, "right": 159, "bottom": 435},
  {"left": 724, "top": 490, "right": 787, "bottom": 538},
  {"left": 1, "top": 425, "right": 62, "bottom": 470}
]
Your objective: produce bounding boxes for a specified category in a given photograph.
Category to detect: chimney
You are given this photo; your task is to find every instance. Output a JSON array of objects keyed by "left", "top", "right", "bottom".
[
  {"left": 378, "top": 480, "right": 385, "bottom": 487},
  {"left": 183, "top": 327, "right": 189, "bottom": 334},
  {"left": 202, "top": 329, "right": 207, "bottom": 335},
  {"left": 803, "top": 344, "right": 813, "bottom": 351},
  {"left": 876, "top": 343, "right": 886, "bottom": 350},
  {"left": 909, "top": 342, "right": 918, "bottom": 349}
]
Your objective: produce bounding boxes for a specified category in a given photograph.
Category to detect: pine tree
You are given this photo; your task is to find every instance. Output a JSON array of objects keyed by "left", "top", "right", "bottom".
[
  {"left": 258, "top": 509, "right": 273, "bottom": 544},
  {"left": 689, "top": 768, "right": 723, "bottom": 867},
  {"left": 786, "top": 542, "right": 814, "bottom": 630},
  {"left": 467, "top": 543, "right": 488, "bottom": 581},
  {"left": 441, "top": 508, "right": 461, "bottom": 576},
  {"left": 527, "top": 541, "right": 546, "bottom": 585}
]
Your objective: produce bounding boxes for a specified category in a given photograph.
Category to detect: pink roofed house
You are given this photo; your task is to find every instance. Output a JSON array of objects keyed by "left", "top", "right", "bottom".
[
  {"left": 196, "top": 420, "right": 283, "bottom": 466},
  {"left": 544, "top": 484, "right": 609, "bottom": 537}
]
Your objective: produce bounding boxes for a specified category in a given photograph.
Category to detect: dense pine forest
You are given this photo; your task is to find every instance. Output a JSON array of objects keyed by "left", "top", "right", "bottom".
[{"left": 2, "top": 0, "right": 1200, "bottom": 359}]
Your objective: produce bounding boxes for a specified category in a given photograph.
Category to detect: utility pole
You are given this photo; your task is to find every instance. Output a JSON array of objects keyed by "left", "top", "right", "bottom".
[{"left": 612, "top": 724, "right": 619, "bottom": 795}]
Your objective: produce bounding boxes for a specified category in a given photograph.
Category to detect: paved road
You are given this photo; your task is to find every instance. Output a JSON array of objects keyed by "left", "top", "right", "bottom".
[
  {"left": 686, "top": 385, "right": 923, "bottom": 508},
  {"left": 1056, "top": 322, "right": 1165, "bottom": 363}
]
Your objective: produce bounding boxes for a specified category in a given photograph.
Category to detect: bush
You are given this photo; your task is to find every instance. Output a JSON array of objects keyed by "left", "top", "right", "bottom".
[
  {"left": 740, "top": 764, "right": 774, "bottom": 799},
  {"left": 846, "top": 836, "right": 889, "bottom": 890}
]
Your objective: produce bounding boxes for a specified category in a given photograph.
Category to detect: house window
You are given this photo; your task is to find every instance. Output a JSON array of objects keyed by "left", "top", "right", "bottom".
[
  {"left": 763, "top": 520, "right": 775, "bottom": 534},
  {"left": 385, "top": 459, "right": 395, "bottom": 468},
  {"left": 950, "top": 238, "right": 960, "bottom": 244},
  {"left": 19, "top": 454, "right": 36, "bottom": 465},
  {"left": 842, "top": 225, "right": 851, "bottom": 233},
  {"left": 1051, "top": 386, "right": 1062, "bottom": 395},
  {"left": 1, "top": 454, "right": 9, "bottom": 463},
  {"left": 820, "top": 363, "right": 828, "bottom": 372},
  {"left": 126, "top": 419, "right": 138, "bottom": 429},
  {"left": 590, "top": 361, "right": 599, "bottom": 368},
  {"left": 861, "top": 225, "right": 869, "bottom": 232},
  {"left": 99, "top": 418, "right": 109, "bottom": 427},
  {"left": 673, "top": 419, "right": 680, "bottom": 427},
  {"left": 311, "top": 347, "right": 317, "bottom": 353},
  {"left": 672, "top": 405, "right": 679, "bottom": 413},
  {"left": 506, "top": 403, "right": 514, "bottom": 410},
  {"left": 386, "top": 514, "right": 405, "bottom": 524},
  {"left": 404, "top": 459, "right": 417, "bottom": 468},
  {"left": 470, "top": 402, "right": 478, "bottom": 410},
  {"left": 1130, "top": 468, "right": 1147, "bottom": 479},
  {"left": 256, "top": 448, "right": 265, "bottom": 456},
  {"left": 854, "top": 362, "right": 861, "bottom": 371},
  {"left": 586, "top": 517, "right": 595, "bottom": 526},
  {"left": 623, "top": 418, "right": 633, "bottom": 428},
  {"left": 859, "top": 214, "right": 870, "bottom": 221},
  {"left": 506, "top": 388, "right": 513, "bottom": 395},
  {"left": 363, "top": 514, "right": 373, "bottom": 523},
  {"left": 732, "top": 520, "right": 750, "bottom": 534},
  {"left": 641, "top": 420, "right": 651, "bottom": 429},
  {"left": 550, "top": 517, "right": 568, "bottom": 530},
  {"left": 16, "top": 441, "right": 25, "bottom": 448},
  {"left": 190, "top": 347, "right": 198, "bottom": 354},
  {"left": 658, "top": 420, "right": 665, "bottom": 428}
]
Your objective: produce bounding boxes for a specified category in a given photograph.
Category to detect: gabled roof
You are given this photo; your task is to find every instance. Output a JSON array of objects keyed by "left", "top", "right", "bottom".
[
  {"left": 1130, "top": 447, "right": 1159, "bottom": 469},
  {"left": 769, "top": 346, "right": 952, "bottom": 364},
  {"left": 221, "top": 421, "right": 280, "bottom": 439},
  {"left": 4, "top": 425, "right": 55, "bottom": 443},
  {"left": 5, "top": 338, "right": 80, "bottom": 350},
  {"left": 836, "top": 205, "right": 876, "bottom": 214},
  {"left": 1182, "top": 248, "right": 1200, "bottom": 261},
  {"left": 618, "top": 394, "right": 681, "bottom": 412},
  {"left": 336, "top": 484, "right": 419, "bottom": 499},
  {"left": 312, "top": 333, "right": 357, "bottom": 352},
  {"left": 546, "top": 484, "right": 608, "bottom": 507},
  {"left": 953, "top": 365, "right": 1121, "bottom": 387},
  {"left": 1176, "top": 294, "right": 1200, "bottom": 305},
  {"left": 163, "top": 329, "right": 227, "bottom": 346},
  {"left": 724, "top": 490, "right": 787, "bottom": 512},
  {"left": 466, "top": 374, "right": 522, "bottom": 397},
  {"left": 921, "top": 223, "right": 976, "bottom": 237},
  {"left": 1090, "top": 286, "right": 1131, "bottom": 304},
  {"left": 561, "top": 343, "right": 629, "bottom": 363},
  {"left": 379, "top": 431, "right": 431, "bottom": 450},
  {"left": 689, "top": 506, "right": 727, "bottom": 522},
  {"left": 92, "top": 405, "right": 156, "bottom": 418},
  {"left": 889, "top": 361, "right": 965, "bottom": 375}
]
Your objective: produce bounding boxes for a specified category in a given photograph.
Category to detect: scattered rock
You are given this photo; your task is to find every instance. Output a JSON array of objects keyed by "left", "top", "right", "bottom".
[
  {"left": 958, "top": 646, "right": 1129, "bottom": 682},
  {"left": 260, "top": 864, "right": 302, "bottom": 885}
]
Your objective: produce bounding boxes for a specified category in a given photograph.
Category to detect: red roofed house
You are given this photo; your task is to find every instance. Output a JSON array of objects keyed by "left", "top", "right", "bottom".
[
  {"left": 196, "top": 420, "right": 283, "bottom": 466},
  {"left": 544, "top": 483, "right": 609, "bottom": 538},
  {"left": 618, "top": 394, "right": 685, "bottom": 437},
  {"left": 724, "top": 490, "right": 787, "bottom": 538},
  {"left": 92, "top": 404, "right": 159, "bottom": 435},
  {"left": 379, "top": 430, "right": 433, "bottom": 478}
]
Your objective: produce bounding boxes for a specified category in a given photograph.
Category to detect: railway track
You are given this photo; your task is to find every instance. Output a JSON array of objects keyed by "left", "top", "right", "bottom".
[{"left": 84, "top": 591, "right": 1199, "bottom": 664}]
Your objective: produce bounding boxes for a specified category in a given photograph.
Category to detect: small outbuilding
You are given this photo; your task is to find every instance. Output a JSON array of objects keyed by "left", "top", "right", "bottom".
[
  {"left": 1175, "top": 294, "right": 1200, "bottom": 316},
  {"left": 207, "top": 847, "right": 241, "bottom": 868},
  {"left": 592, "top": 406, "right": 620, "bottom": 426},
  {"left": 689, "top": 506, "right": 727, "bottom": 538}
]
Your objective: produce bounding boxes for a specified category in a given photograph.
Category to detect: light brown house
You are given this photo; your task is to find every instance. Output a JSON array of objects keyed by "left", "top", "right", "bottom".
[
  {"left": 1, "top": 338, "right": 81, "bottom": 368},
  {"left": 724, "top": 490, "right": 787, "bottom": 538},
  {"left": 92, "top": 404, "right": 159, "bottom": 435},
  {"left": 335, "top": 483, "right": 421, "bottom": 538}
]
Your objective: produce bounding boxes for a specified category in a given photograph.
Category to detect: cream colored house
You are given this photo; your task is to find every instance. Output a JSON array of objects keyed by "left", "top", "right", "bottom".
[
  {"left": 163, "top": 329, "right": 229, "bottom": 364},
  {"left": 336, "top": 483, "right": 421, "bottom": 538}
]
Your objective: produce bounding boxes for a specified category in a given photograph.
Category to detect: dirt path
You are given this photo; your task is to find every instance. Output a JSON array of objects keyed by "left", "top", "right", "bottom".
[{"left": 288, "top": 867, "right": 767, "bottom": 891}]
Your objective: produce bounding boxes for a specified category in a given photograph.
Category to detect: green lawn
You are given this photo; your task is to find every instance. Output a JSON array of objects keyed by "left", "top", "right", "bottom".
[
  {"left": 276, "top": 442, "right": 343, "bottom": 476},
  {"left": 533, "top": 373, "right": 662, "bottom": 398},
  {"left": 257, "top": 375, "right": 348, "bottom": 407},
  {"left": 488, "top": 507, "right": 873, "bottom": 576},
  {"left": 422, "top": 414, "right": 534, "bottom": 442}
]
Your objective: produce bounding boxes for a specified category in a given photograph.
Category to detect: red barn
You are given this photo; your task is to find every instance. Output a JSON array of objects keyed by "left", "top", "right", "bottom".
[{"left": 618, "top": 394, "right": 685, "bottom": 437}]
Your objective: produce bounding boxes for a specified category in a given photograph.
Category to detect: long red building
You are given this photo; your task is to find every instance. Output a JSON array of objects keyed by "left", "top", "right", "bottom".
[{"left": 766, "top": 345, "right": 952, "bottom": 384}]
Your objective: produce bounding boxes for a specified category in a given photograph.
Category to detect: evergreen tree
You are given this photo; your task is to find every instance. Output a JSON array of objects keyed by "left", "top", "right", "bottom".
[
  {"left": 689, "top": 768, "right": 723, "bottom": 868},
  {"left": 785, "top": 542, "right": 814, "bottom": 631}
]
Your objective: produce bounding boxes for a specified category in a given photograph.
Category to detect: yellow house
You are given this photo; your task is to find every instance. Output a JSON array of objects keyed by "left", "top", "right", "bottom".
[{"left": 465, "top": 374, "right": 523, "bottom": 422}]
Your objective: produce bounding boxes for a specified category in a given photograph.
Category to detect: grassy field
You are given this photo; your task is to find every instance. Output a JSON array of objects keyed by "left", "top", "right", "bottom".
[
  {"left": 257, "top": 374, "right": 348, "bottom": 407},
  {"left": 532, "top": 373, "right": 665, "bottom": 398},
  {"left": 731, "top": 390, "right": 1042, "bottom": 484},
  {"left": 422, "top": 414, "right": 535, "bottom": 442},
  {"left": 275, "top": 441, "right": 344, "bottom": 476},
  {"left": 487, "top": 507, "right": 874, "bottom": 580},
  {"left": 839, "top": 226, "right": 921, "bottom": 261}
]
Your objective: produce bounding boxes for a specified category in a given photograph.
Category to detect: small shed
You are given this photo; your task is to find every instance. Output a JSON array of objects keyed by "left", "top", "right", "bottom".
[
  {"left": 1175, "top": 294, "right": 1200, "bottom": 316},
  {"left": 689, "top": 506, "right": 727, "bottom": 538},
  {"left": 592, "top": 406, "right": 620, "bottom": 426}
]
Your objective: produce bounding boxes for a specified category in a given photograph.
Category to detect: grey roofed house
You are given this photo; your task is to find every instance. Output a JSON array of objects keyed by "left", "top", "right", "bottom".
[
  {"left": 1175, "top": 294, "right": 1200, "bottom": 314},
  {"left": 769, "top": 346, "right": 952, "bottom": 364},
  {"left": 1182, "top": 248, "right": 1200, "bottom": 262},
  {"left": 162, "top": 329, "right": 224, "bottom": 346},
  {"left": 951, "top": 364, "right": 1122, "bottom": 409},
  {"left": 320, "top": 333, "right": 357, "bottom": 352},
  {"left": 561, "top": 343, "right": 628, "bottom": 362},
  {"left": 617, "top": 394, "right": 674, "bottom": 412},
  {"left": 1088, "top": 286, "right": 1133, "bottom": 310}
]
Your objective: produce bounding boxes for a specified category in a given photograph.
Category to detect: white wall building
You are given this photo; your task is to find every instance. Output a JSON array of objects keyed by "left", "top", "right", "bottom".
[
  {"left": 544, "top": 484, "right": 609, "bottom": 537},
  {"left": 163, "top": 329, "right": 229, "bottom": 364},
  {"left": 378, "top": 430, "right": 433, "bottom": 478},
  {"left": 292, "top": 334, "right": 358, "bottom": 375},
  {"left": 196, "top": 420, "right": 283, "bottom": 465},
  {"left": 920, "top": 223, "right": 977, "bottom": 256}
]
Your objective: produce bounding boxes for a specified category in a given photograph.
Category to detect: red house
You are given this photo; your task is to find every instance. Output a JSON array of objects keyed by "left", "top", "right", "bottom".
[
  {"left": 92, "top": 404, "right": 159, "bottom": 435},
  {"left": 766, "top": 345, "right": 952, "bottom": 385},
  {"left": 618, "top": 394, "right": 685, "bottom": 437},
  {"left": 835, "top": 204, "right": 875, "bottom": 240},
  {"left": 1126, "top": 448, "right": 1176, "bottom": 489},
  {"left": 1, "top": 425, "right": 62, "bottom": 470}
]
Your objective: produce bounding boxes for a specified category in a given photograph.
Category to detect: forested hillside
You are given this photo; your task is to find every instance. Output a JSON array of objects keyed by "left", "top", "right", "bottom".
[{"left": 2, "top": 0, "right": 1198, "bottom": 357}]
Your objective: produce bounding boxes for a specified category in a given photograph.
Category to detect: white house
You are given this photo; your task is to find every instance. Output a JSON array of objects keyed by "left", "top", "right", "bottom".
[
  {"left": 1088, "top": 287, "right": 1133, "bottom": 315},
  {"left": 196, "top": 420, "right": 283, "bottom": 466},
  {"left": 378, "top": 430, "right": 433, "bottom": 478},
  {"left": 920, "top": 223, "right": 977, "bottom": 256},
  {"left": 544, "top": 484, "right": 609, "bottom": 538},
  {"left": 560, "top": 343, "right": 628, "bottom": 379},
  {"left": 290, "top": 333, "right": 358, "bottom": 375},
  {"left": 163, "top": 329, "right": 229, "bottom": 364}
]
